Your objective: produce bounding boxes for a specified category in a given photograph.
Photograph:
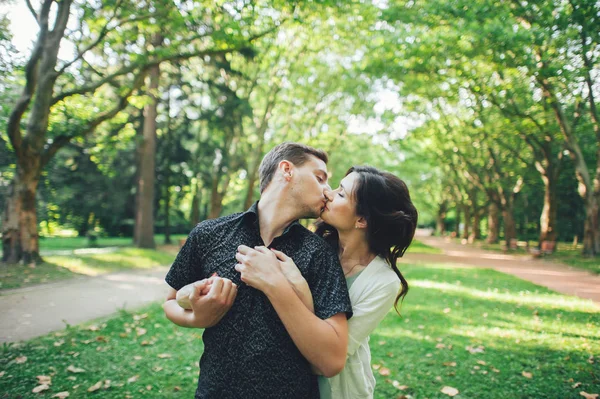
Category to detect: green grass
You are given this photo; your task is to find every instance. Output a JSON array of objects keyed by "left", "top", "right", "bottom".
[
  {"left": 407, "top": 239, "right": 443, "bottom": 255},
  {"left": 35, "top": 235, "right": 188, "bottom": 252},
  {"left": 0, "top": 248, "right": 178, "bottom": 290},
  {"left": 1, "top": 263, "right": 598, "bottom": 398}
]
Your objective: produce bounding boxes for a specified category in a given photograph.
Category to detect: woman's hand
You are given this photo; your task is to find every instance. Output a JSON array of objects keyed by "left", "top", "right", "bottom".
[
  {"left": 271, "top": 249, "right": 314, "bottom": 313},
  {"left": 235, "top": 245, "right": 287, "bottom": 292},
  {"left": 270, "top": 249, "right": 305, "bottom": 287}
]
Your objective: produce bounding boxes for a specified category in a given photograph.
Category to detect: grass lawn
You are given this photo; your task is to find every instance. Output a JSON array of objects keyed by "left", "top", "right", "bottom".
[
  {"left": 407, "top": 239, "right": 443, "bottom": 255},
  {"left": 0, "top": 247, "right": 179, "bottom": 291},
  {"left": 35, "top": 235, "right": 188, "bottom": 252},
  {"left": 1, "top": 263, "right": 598, "bottom": 398}
]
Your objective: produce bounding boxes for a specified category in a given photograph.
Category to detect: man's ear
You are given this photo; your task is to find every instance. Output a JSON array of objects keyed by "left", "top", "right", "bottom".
[
  {"left": 355, "top": 217, "right": 367, "bottom": 229},
  {"left": 278, "top": 160, "right": 294, "bottom": 181}
]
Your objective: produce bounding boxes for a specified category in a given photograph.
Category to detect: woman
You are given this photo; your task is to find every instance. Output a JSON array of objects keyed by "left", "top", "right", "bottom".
[{"left": 273, "top": 165, "right": 418, "bottom": 398}]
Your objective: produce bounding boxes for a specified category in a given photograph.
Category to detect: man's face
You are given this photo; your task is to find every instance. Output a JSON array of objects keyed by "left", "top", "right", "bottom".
[{"left": 289, "top": 155, "right": 329, "bottom": 218}]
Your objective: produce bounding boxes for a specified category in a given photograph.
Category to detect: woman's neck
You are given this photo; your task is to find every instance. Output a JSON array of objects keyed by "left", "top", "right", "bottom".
[{"left": 337, "top": 229, "right": 376, "bottom": 276}]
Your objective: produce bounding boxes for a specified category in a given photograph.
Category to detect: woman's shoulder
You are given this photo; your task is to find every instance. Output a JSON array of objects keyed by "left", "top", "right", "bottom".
[{"left": 366, "top": 257, "right": 402, "bottom": 289}]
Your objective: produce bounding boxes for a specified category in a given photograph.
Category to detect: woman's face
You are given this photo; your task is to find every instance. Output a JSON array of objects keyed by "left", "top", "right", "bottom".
[{"left": 321, "top": 171, "right": 360, "bottom": 231}]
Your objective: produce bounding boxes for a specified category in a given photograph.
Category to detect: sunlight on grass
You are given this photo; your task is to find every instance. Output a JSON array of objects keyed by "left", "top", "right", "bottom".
[{"left": 411, "top": 279, "right": 599, "bottom": 311}]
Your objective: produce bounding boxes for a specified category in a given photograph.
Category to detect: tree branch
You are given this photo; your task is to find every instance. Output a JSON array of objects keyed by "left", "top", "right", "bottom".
[
  {"left": 25, "top": 0, "right": 39, "bottom": 23},
  {"left": 41, "top": 69, "right": 148, "bottom": 167}
]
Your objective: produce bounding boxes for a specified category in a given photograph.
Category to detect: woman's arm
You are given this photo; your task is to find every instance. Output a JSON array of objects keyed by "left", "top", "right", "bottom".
[{"left": 271, "top": 249, "right": 314, "bottom": 313}]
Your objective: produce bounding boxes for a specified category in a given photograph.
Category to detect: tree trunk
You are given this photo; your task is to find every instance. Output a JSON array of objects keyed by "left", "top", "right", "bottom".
[
  {"left": 454, "top": 207, "right": 461, "bottom": 237},
  {"left": 2, "top": 168, "right": 42, "bottom": 264},
  {"left": 134, "top": 60, "right": 160, "bottom": 249},
  {"left": 462, "top": 205, "right": 470, "bottom": 240},
  {"left": 582, "top": 192, "right": 600, "bottom": 256},
  {"left": 487, "top": 202, "right": 500, "bottom": 244},
  {"left": 163, "top": 179, "right": 171, "bottom": 245},
  {"left": 436, "top": 201, "right": 447, "bottom": 236},
  {"left": 470, "top": 208, "right": 481, "bottom": 242},
  {"left": 502, "top": 208, "right": 517, "bottom": 247},
  {"left": 539, "top": 173, "right": 558, "bottom": 244}
]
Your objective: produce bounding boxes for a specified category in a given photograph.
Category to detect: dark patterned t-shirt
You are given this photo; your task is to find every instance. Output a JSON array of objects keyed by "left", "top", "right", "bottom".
[{"left": 165, "top": 202, "right": 353, "bottom": 399}]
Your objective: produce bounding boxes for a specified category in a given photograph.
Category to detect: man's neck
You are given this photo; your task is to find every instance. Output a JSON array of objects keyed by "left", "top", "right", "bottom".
[{"left": 257, "top": 189, "right": 301, "bottom": 247}]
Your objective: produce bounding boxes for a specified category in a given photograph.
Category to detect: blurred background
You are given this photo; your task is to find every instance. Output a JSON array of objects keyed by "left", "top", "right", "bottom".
[{"left": 1, "top": 0, "right": 598, "bottom": 264}]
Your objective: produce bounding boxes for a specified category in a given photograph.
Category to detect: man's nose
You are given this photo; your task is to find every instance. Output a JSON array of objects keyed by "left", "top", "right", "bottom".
[{"left": 324, "top": 186, "right": 333, "bottom": 202}]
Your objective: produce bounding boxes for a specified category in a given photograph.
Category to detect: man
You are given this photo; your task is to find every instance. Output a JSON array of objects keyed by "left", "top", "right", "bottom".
[{"left": 162, "top": 142, "right": 352, "bottom": 399}]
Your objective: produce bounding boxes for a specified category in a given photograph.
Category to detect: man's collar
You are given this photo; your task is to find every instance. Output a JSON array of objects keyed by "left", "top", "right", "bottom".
[{"left": 243, "top": 201, "right": 303, "bottom": 236}]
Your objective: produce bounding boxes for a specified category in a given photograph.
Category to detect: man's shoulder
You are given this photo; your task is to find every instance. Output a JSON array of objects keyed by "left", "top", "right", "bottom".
[
  {"left": 293, "top": 226, "right": 338, "bottom": 258},
  {"left": 189, "top": 212, "right": 244, "bottom": 237}
]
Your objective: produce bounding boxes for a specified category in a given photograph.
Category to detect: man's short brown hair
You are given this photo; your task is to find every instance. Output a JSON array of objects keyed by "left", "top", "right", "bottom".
[{"left": 258, "top": 142, "right": 328, "bottom": 193}]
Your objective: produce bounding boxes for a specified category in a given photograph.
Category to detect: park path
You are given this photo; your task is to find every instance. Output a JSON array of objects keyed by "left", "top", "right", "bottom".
[
  {"left": 0, "top": 266, "right": 169, "bottom": 343},
  {"left": 1, "top": 235, "right": 599, "bottom": 343},
  {"left": 405, "top": 234, "right": 600, "bottom": 305}
]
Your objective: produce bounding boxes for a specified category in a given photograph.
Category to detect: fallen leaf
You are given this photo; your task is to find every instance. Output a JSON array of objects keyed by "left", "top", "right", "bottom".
[
  {"left": 88, "top": 325, "right": 100, "bottom": 331},
  {"left": 136, "top": 328, "right": 147, "bottom": 336},
  {"left": 67, "top": 365, "right": 86, "bottom": 373},
  {"left": 492, "top": 368, "right": 500, "bottom": 373},
  {"left": 103, "top": 380, "right": 111, "bottom": 388},
  {"left": 436, "top": 343, "right": 446, "bottom": 349},
  {"left": 52, "top": 392, "right": 70, "bottom": 398},
  {"left": 443, "top": 308, "right": 451, "bottom": 313},
  {"left": 379, "top": 367, "right": 391, "bottom": 376},
  {"left": 573, "top": 382, "right": 582, "bottom": 388},
  {"left": 128, "top": 375, "right": 139, "bottom": 383},
  {"left": 54, "top": 340, "right": 65, "bottom": 347},
  {"left": 157, "top": 353, "right": 171, "bottom": 359},
  {"left": 0, "top": 371, "right": 5, "bottom": 377},
  {"left": 441, "top": 386, "right": 459, "bottom": 396},
  {"left": 152, "top": 366, "right": 163, "bottom": 372},
  {"left": 15, "top": 356, "right": 27, "bottom": 364},
  {"left": 37, "top": 375, "right": 52, "bottom": 385},
  {"left": 443, "top": 362, "right": 457, "bottom": 367},
  {"left": 580, "top": 393, "right": 599, "bottom": 399},
  {"left": 392, "top": 380, "right": 408, "bottom": 390},
  {"left": 465, "top": 345, "right": 485, "bottom": 354},
  {"left": 378, "top": 340, "right": 387, "bottom": 345},
  {"left": 372, "top": 364, "right": 381, "bottom": 370},
  {"left": 133, "top": 356, "right": 142, "bottom": 360},
  {"left": 87, "top": 381, "right": 103, "bottom": 392},
  {"left": 522, "top": 371, "right": 533, "bottom": 379},
  {"left": 477, "top": 360, "right": 487, "bottom": 365},
  {"left": 146, "top": 385, "right": 152, "bottom": 390},
  {"left": 67, "top": 376, "right": 76, "bottom": 381},
  {"left": 33, "top": 384, "right": 50, "bottom": 393},
  {"left": 174, "top": 386, "right": 181, "bottom": 391}
]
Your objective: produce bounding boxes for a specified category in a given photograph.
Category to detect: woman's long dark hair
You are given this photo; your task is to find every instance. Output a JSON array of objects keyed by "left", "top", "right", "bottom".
[{"left": 315, "top": 166, "right": 418, "bottom": 314}]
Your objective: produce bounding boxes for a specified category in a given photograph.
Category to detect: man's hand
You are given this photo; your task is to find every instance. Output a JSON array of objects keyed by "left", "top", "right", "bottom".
[
  {"left": 235, "top": 245, "right": 287, "bottom": 292},
  {"left": 176, "top": 274, "right": 217, "bottom": 309},
  {"left": 187, "top": 277, "right": 238, "bottom": 328}
]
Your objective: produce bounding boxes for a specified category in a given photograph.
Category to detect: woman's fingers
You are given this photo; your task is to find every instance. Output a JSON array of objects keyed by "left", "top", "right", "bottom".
[{"left": 270, "top": 248, "right": 289, "bottom": 261}]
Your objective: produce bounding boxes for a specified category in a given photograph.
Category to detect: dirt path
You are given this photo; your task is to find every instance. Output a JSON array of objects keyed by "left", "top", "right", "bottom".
[
  {"left": 0, "top": 266, "right": 169, "bottom": 343},
  {"left": 405, "top": 235, "right": 600, "bottom": 305}
]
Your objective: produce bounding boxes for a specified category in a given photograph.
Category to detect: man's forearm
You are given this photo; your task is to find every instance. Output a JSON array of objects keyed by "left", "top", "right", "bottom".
[
  {"left": 163, "top": 299, "right": 212, "bottom": 328},
  {"left": 264, "top": 281, "right": 347, "bottom": 377}
]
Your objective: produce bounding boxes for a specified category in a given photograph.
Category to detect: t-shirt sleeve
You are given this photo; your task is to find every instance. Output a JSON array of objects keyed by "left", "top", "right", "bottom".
[
  {"left": 164, "top": 224, "right": 206, "bottom": 290},
  {"left": 307, "top": 245, "right": 353, "bottom": 320}
]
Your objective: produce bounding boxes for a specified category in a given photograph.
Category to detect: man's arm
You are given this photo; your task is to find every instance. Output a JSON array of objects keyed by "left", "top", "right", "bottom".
[
  {"left": 235, "top": 246, "right": 347, "bottom": 377},
  {"left": 163, "top": 277, "right": 238, "bottom": 329}
]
